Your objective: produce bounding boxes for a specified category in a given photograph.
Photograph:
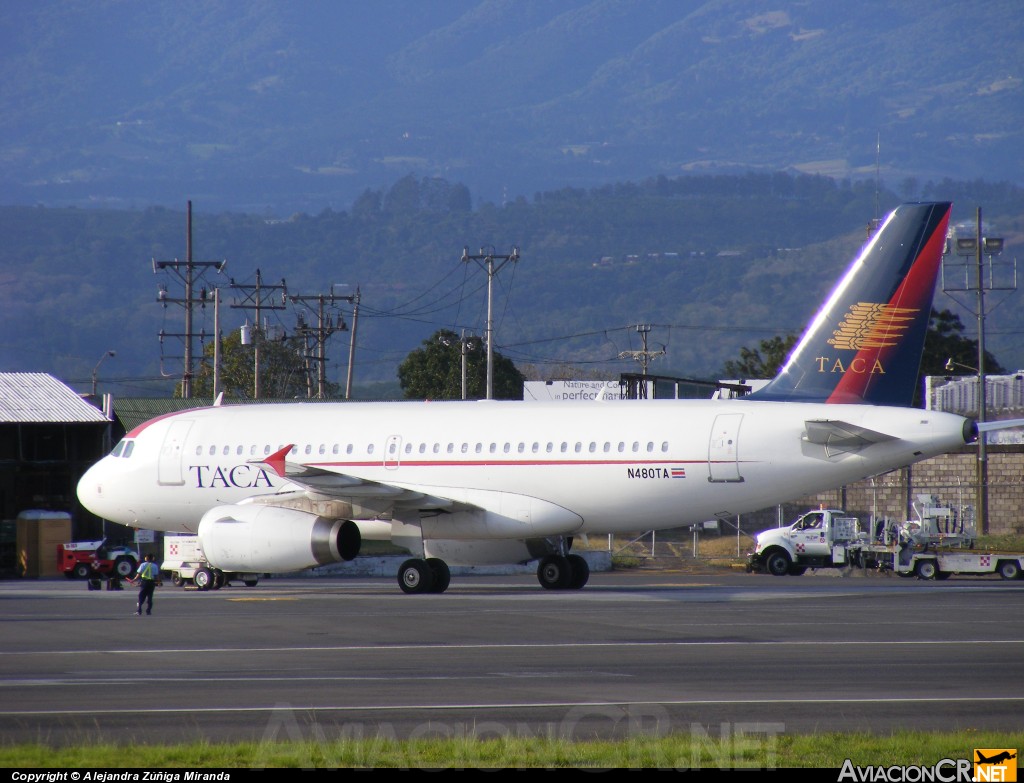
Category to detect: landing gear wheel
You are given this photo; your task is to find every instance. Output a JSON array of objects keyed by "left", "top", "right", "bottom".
[
  {"left": 114, "top": 556, "right": 137, "bottom": 579},
  {"left": 537, "top": 555, "right": 572, "bottom": 590},
  {"left": 243, "top": 578, "right": 259, "bottom": 587},
  {"left": 398, "top": 559, "right": 435, "bottom": 594},
  {"left": 73, "top": 562, "right": 92, "bottom": 580},
  {"left": 566, "top": 554, "right": 590, "bottom": 589},
  {"left": 172, "top": 574, "right": 184, "bottom": 587},
  {"left": 212, "top": 569, "right": 226, "bottom": 590},
  {"left": 765, "top": 551, "right": 792, "bottom": 577},
  {"left": 997, "top": 560, "right": 1021, "bottom": 580},
  {"left": 425, "top": 558, "right": 450, "bottom": 593},
  {"left": 914, "top": 559, "right": 938, "bottom": 580},
  {"left": 194, "top": 567, "right": 214, "bottom": 591}
]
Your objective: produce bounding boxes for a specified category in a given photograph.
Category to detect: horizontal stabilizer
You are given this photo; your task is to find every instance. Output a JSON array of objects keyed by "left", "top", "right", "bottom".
[
  {"left": 804, "top": 419, "right": 897, "bottom": 456},
  {"left": 976, "top": 418, "right": 1024, "bottom": 433}
]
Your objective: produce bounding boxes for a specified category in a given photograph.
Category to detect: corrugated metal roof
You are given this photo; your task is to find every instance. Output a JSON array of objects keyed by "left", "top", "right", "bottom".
[
  {"left": 0, "top": 373, "right": 110, "bottom": 423},
  {"left": 113, "top": 398, "right": 213, "bottom": 434}
]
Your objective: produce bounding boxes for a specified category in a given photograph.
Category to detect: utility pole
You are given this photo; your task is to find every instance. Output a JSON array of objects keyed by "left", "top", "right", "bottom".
[
  {"left": 941, "top": 207, "right": 1013, "bottom": 535},
  {"left": 345, "top": 287, "right": 361, "bottom": 400},
  {"left": 212, "top": 288, "right": 221, "bottom": 402},
  {"left": 461, "top": 246, "right": 519, "bottom": 399},
  {"left": 288, "top": 291, "right": 352, "bottom": 398},
  {"left": 618, "top": 325, "right": 666, "bottom": 397},
  {"left": 153, "top": 201, "right": 226, "bottom": 398},
  {"left": 230, "top": 270, "right": 287, "bottom": 399}
]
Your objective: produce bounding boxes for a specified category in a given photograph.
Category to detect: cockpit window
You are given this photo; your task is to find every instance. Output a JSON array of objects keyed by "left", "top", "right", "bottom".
[{"left": 110, "top": 440, "right": 135, "bottom": 458}]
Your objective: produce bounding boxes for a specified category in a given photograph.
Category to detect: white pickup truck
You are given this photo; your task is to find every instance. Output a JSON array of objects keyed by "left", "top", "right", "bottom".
[{"left": 746, "top": 509, "right": 860, "bottom": 576}]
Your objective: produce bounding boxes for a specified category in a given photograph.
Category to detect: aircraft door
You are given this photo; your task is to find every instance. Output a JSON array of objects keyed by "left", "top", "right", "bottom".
[
  {"left": 384, "top": 435, "right": 402, "bottom": 470},
  {"left": 158, "top": 419, "right": 193, "bottom": 486},
  {"left": 708, "top": 413, "right": 743, "bottom": 483}
]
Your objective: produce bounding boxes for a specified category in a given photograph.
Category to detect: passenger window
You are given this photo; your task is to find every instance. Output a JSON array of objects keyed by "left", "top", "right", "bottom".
[
  {"left": 419, "top": 443, "right": 426, "bottom": 454},
  {"left": 560, "top": 442, "right": 568, "bottom": 453},
  {"left": 264, "top": 445, "right": 271, "bottom": 456},
  {"left": 461, "top": 443, "right": 468, "bottom": 454},
  {"left": 304, "top": 445, "right": 312, "bottom": 455},
  {"left": 489, "top": 443, "right": 497, "bottom": 454},
  {"left": 618, "top": 442, "right": 625, "bottom": 452},
  {"left": 194, "top": 446, "right": 202, "bottom": 456},
  {"left": 236, "top": 445, "right": 243, "bottom": 456},
  {"left": 632, "top": 442, "right": 639, "bottom": 452},
  {"left": 603, "top": 442, "right": 611, "bottom": 452},
  {"left": 661, "top": 441, "right": 669, "bottom": 452},
  {"left": 367, "top": 444, "right": 375, "bottom": 455},
  {"left": 346, "top": 444, "right": 353, "bottom": 454},
  {"left": 447, "top": 443, "right": 455, "bottom": 454},
  {"left": 222, "top": 446, "right": 230, "bottom": 456},
  {"left": 290, "top": 445, "right": 298, "bottom": 456},
  {"left": 646, "top": 442, "right": 654, "bottom": 452},
  {"left": 475, "top": 443, "right": 482, "bottom": 454},
  {"left": 503, "top": 443, "right": 511, "bottom": 453},
  {"left": 209, "top": 446, "right": 216, "bottom": 456},
  {"left": 546, "top": 443, "right": 553, "bottom": 453},
  {"left": 574, "top": 442, "right": 582, "bottom": 453},
  {"left": 588, "top": 442, "right": 596, "bottom": 453}
]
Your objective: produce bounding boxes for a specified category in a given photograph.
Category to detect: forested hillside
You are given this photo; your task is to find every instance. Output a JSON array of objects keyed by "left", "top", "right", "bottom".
[
  {"left": 2, "top": 172, "right": 1021, "bottom": 397},
  {"left": 2, "top": 1, "right": 1021, "bottom": 213}
]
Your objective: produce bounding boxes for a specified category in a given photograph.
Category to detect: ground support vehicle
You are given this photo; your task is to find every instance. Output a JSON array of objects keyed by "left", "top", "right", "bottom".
[
  {"left": 745, "top": 509, "right": 862, "bottom": 576},
  {"left": 889, "top": 549, "right": 1024, "bottom": 580},
  {"left": 162, "top": 534, "right": 260, "bottom": 590},
  {"left": 58, "top": 539, "right": 138, "bottom": 585},
  {"left": 747, "top": 505, "right": 1023, "bottom": 580}
]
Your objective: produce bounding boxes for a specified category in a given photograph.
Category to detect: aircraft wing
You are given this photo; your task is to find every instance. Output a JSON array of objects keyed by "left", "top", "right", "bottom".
[{"left": 249, "top": 444, "right": 468, "bottom": 511}]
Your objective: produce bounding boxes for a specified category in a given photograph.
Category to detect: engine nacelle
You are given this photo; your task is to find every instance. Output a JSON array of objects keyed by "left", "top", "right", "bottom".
[{"left": 198, "top": 505, "right": 360, "bottom": 573}]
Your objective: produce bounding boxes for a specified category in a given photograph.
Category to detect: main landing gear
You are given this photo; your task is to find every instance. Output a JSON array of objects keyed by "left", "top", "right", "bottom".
[
  {"left": 397, "top": 557, "right": 451, "bottom": 594},
  {"left": 395, "top": 553, "right": 591, "bottom": 594},
  {"left": 537, "top": 553, "right": 590, "bottom": 590}
]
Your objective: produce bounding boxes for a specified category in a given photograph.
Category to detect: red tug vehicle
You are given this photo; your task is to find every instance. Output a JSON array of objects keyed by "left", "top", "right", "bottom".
[{"left": 58, "top": 539, "right": 139, "bottom": 586}]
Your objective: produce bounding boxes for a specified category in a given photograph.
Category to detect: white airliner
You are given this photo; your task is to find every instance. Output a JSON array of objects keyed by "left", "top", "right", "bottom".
[{"left": 76, "top": 202, "right": 1014, "bottom": 593}]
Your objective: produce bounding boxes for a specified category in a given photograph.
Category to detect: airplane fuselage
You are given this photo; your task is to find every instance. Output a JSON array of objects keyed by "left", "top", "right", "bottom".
[{"left": 78, "top": 397, "right": 971, "bottom": 538}]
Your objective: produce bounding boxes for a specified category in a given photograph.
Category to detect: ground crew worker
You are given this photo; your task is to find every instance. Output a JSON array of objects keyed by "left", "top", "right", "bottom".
[{"left": 132, "top": 553, "right": 161, "bottom": 616}]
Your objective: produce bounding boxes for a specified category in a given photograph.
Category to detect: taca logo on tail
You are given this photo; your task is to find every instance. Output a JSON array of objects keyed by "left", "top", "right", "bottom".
[{"left": 751, "top": 202, "right": 952, "bottom": 406}]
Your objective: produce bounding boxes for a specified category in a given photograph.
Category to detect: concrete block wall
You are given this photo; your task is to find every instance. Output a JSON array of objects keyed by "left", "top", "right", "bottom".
[{"left": 738, "top": 446, "right": 1024, "bottom": 537}]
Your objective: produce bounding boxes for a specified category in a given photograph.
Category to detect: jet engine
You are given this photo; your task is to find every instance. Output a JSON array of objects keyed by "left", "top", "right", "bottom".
[{"left": 197, "top": 505, "right": 360, "bottom": 573}]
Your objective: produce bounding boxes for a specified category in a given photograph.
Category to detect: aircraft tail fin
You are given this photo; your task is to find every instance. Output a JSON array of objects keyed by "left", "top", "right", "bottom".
[{"left": 750, "top": 202, "right": 952, "bottom": 406}]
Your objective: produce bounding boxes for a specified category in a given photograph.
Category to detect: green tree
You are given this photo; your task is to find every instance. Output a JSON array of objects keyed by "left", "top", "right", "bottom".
[
  {"left": 184, "top": 330, "right": 337, "bottom": 399},
  {"left": 398, "top": 329, "right": 525, "bottom": 400},
  {"left": 920, "top": 308, "right": 1005, "bottom": 378},
  {"left": 721, "top": 334, "right": 799, "bottom": 379}
]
